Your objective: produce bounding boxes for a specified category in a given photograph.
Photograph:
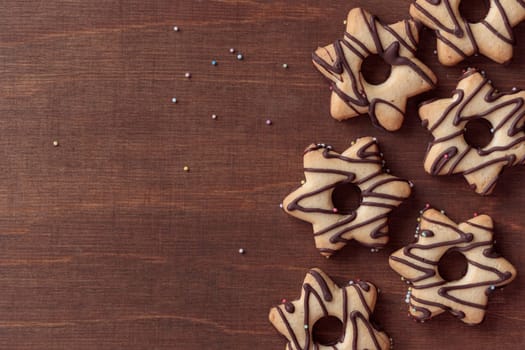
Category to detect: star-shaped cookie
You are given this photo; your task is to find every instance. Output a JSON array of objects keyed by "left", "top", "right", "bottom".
[
  {"left": 419, "top": 69, "right": 525, "bottom": 195},
  {"left": 269, "top": 268, "right": 391, "bottom": 350},
  {"left": 282, "top": 137, "right": 412, "bottom": 257},
  {"left": 389, "top": 207, "right": 517, "bottom": 324},
  {"left": 410, "top": 0, "right": 525, "bottom": 65},
  {"left": 313, "top": 7, "right": 437, "bottom": 131}
]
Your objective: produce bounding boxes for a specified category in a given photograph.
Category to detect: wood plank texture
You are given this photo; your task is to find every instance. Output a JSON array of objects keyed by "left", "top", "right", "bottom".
[{"left": 0, "top": 0, "right": 524, "bottom": 348}]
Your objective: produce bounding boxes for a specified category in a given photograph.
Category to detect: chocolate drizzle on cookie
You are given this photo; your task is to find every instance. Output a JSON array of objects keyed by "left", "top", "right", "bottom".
[
  {"left": 420, "top": 69, "right": 525, "bottom": 195},
  {"left": 389, "top": 208, "right": 517, "bottom": 324},
  {"left": 312, "top": 7, "right": 436, "bottom": 131},
  {"left": 410, "top": 0, "right": 525, "bottom": 64},
  {"left": 269, "top": 268, "right": 391, "bottom": 350},
  {"left": 282, "top": 138, "right": 411, "bottom": 257}
]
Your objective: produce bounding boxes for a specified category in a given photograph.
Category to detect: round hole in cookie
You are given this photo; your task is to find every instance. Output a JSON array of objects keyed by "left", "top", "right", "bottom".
[
  {"left": 312, "top": 316, "right": 344, "bottom": 346},
  {"left": 459, "top": 0, "right": 490, "bottom": 23},
  {"left": 438, "top": 250, "right": 468, "bottom": 282},
  {"left": 464, "top": 118, "right": 493, "bottom": 149},
  {"left": 331, "top": 183, "right": 362, "bottom": 215},
  {"left": 361, "top": 54, "right": 391, "bottom": 85}
]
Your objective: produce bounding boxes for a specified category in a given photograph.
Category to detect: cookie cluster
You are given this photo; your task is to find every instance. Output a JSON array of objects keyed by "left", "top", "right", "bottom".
[{"left": 270, "top": 1, "right": 523, "bottom": 349}]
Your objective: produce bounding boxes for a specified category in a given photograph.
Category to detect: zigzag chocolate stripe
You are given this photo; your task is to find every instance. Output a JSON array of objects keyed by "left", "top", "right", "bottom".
[{"left": 271, "top": 269, "right": 387, "bottom": 350}]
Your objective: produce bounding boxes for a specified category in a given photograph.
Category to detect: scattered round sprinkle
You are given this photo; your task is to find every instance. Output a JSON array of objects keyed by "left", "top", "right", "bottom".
[
  {"left": 238, "top": 248, "right": 245, "bottom": 254},
  {"left": 408, "top": 181, "right": 414, "bottom": 188},
  {"left": 343, "top": 20, "right": 347, "bottom": 25},
  {"left": 512, "top": 87, "right": 518, "bottom": 92},
  {"left": 385, "top": 169, "right": 391, "bottom": 173},
  {"left": 351, "top": 141, "right": 356, "bottom": 145},
  {"left": 425, "top": 203, "right": 430, "bottom": 208},
  {"left": 281, "top": 298, "right": 287, "bottom": 303},
  {"left": 444, "top": 153, "right": 449, "bottom": 159},
  {"left": 229, "top": 48, "right": 235, "bottom": 54},
  {"left": 416, "top": 217, "right": 421, "bottom": 222},
  {"left": 211, "top": 60, "right": 218, "bottom": 66},
  {"left": 236, "top": 53, "right": 244, "bottom": 60},
  {"left": 300, "top": 180, "right": 306, "bottom": 185},
  {"left": 304, "top": 325, "right": 308, "bottom": 330},
  {"left": 414, "top": 234, "right": 418, "bottom": 238},
  {"left": 490, "top": 285, "right": 496, "bottom": 291},
  {"left": 211, "top": 114, "right": 218, "bottom": 120},
  {"left": 433, "top": 50, "right": 437, "bottom": 55},
  {"left": 171, "top": 97, "right": 178, "bottom": 103},
  {"left": 185, "top": 72, "right": 191, "bottom": 79},
  {"left": 279, "top": 203, "right": 283, "bottom": 209},
  {"left": 265, "top": 119, "right": 272, "bottom": 125},
  {"left": 440, "top": 210, "right": 446, "bottom": 214},
  {"left": 332, "top": 208, "right": 338, "bottom": 213},
  {"left": 282, "top": 63, "right": 288, "bottom": 69},
  {"left": 490, "top": 128, "right": 495, "bottom": 133},
  {"left": 183, "top": 166, "right": 190, "bottom": 172},
  {"left": 173, "top": 26, "right": 180, "bottom": 32},
  {"left": 473, "top": 212, "right": 478, "bottom": 217},
  {"left": 52, "top": 140, "right": 59, "bottom": 147}
]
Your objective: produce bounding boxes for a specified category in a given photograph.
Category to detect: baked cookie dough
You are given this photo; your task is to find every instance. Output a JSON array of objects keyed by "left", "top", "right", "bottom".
[
  {"left": 282, "top": 137, "right": 412, "bottom": 257},
  {"left": 269, "top": 268, "right": 392, "bottom": 350},
  {"left": 419, "top": 68, "right": 525, "bottom": 195},
  {"left": 389, "top": 207, "right": 517, "bottom": 324},
  {"left": 313, "top": 7, "right": 437, "bottom": 131},
  {"left": 410, "top": 0, "right": 525, "bottom": 65}
]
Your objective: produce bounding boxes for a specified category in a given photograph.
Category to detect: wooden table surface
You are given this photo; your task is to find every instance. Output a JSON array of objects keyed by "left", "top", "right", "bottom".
[{"left": 1, "top": 0, "right": 524, "bottom": 349}]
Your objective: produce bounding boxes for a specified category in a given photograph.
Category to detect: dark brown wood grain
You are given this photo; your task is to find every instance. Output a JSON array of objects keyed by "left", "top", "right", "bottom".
[{"left": 0, "top": 0, "right": 524, "bottom": 349}]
